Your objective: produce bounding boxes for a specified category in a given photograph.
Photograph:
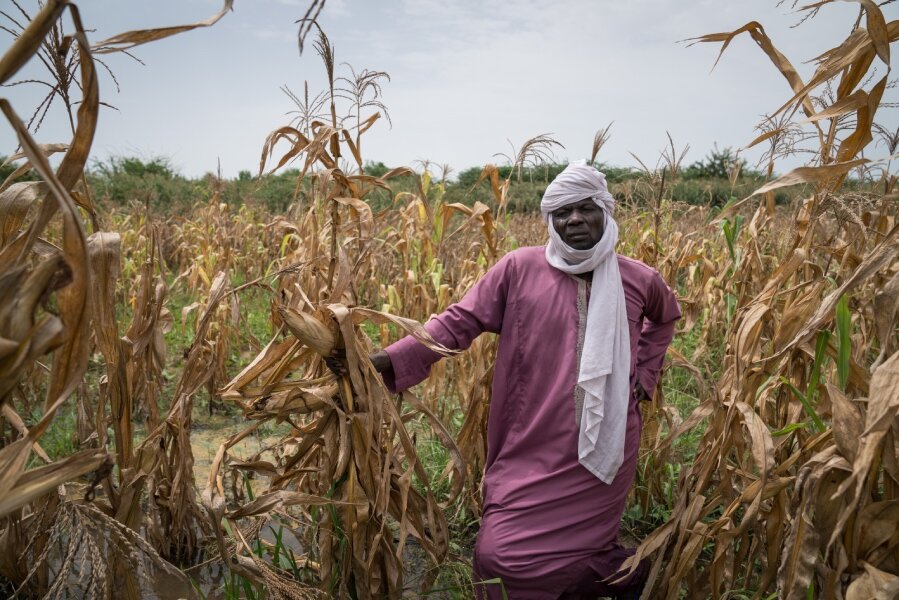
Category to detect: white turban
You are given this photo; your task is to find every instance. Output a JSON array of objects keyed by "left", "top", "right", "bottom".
[{"left": 541, "top": 160, "right": 631, "bottom": 484}]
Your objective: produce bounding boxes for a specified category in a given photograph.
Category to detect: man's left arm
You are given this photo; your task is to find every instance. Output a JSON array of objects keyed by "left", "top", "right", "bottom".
[{"left": 635, "top": 270, "right": 681, "bottom": 398}]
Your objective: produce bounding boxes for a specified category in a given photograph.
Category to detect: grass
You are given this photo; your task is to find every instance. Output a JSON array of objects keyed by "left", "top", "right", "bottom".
[{"left": 27, "top": 404, "right": 78, "bottom": 465}]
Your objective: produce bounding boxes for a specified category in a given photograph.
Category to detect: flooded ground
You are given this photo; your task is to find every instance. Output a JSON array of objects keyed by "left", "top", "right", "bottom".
[
  {"left": 182, "top": 413, "right": 472, "bottom": 598},
  {"left": 124, "top": 414, "right": 296, "bottom": 599},
  {"left": 189, "top": 413, "right": 289, "bottom": 485}
]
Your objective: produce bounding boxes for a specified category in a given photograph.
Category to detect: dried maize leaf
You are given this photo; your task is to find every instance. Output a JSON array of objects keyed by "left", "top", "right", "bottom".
[
  {"left": 872, "top": 269, "right": 899, "bottom": 368},
  {"left": 351, "top": 306, "right": 456, "bottom": 356},
  {"left": 227, "top": 490, "right": 360, "bottom": 519},
  {"left": 828, "top": 350, "right": 899, "bottom": 553},
  {"left": 0, "top": 449, "right": 109, "bottom": 518},
  {"left": 857, "top": 501, "right": 899, "bottom": 563},
  {"left": 223, "top": 336, "right": 298, "bottom": 395},
  {"left": 687, "top": 21, "right": 815, "bottom": 117},
  {"left": 846, "top": 561, "right": 899, "bottom": 600},
  {"left": 91, "top": 0, "right": 233, "bottom": 54},
  {"left": 751, "top": 159, "right": 869, "bottom": 197},
  {"left": 767, "top": 225, "right": 899, "bottom": 363},
  {"left": 854, "top": 0, "right": 891, "bottom": 64},
  {"left": 0, "top": 182, "right": 44, "bottom": 244},
  {"left": 827, "top": 384, "right": 864, "bottom": 463}
]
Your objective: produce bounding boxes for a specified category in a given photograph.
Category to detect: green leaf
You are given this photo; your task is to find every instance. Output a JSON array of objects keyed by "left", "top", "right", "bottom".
[
  {"left": 755, "top": 374, "right": 778, "bottom": 402},
  {"left": 835, "top": 294, "right": 851, "bottom": 391},
  {"left": 243, "top": 471, "right": 255, "bottom": 501},
  {"left": 780, "top": 377, "right": 826, "bottom": 433},
  {"left": 473, "top": 578, "right": 510, "bottom": 600},
  {"left": 772, "top": 422, "right": 809, "bottom": 437},
  {"left": 808, "top": 330, "right": 830, "bottom": 403}
]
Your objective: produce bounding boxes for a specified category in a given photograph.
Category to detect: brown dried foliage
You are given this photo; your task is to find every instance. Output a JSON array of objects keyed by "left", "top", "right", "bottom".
[
  {"left": 622, "top": 5, "right": 899, "bottom": 598},
  {"left": 1, "top": 2, "right": 898, "bottom": 600}
]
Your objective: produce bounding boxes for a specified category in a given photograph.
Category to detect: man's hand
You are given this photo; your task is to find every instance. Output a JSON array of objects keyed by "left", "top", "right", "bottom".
[
  {"left": 324, "top": 348, "right": 347, "bottom": 377},
  {"left": 325, "top": 349, "right": 393, "bottom": 377},
  {"left": 634, "top": 382, "right": 652, "bottom": 402},
  {"left": 370, "top": 350, "right": 393, "bottom": 374}
]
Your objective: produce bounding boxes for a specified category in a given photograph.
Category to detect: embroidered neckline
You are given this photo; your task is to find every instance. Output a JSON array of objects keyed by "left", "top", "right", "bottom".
[{"left": 574, "top": 278, "right": 588, "bottom": 426}]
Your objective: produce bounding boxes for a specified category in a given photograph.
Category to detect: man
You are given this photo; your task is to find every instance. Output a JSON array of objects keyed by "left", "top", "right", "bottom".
[{"left": 370, "top": 161, "right": 680, "bottom": 599}]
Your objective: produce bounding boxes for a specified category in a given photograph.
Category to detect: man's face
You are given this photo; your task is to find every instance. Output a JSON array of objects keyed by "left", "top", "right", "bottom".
[{"left": 551, "top": 198, "right": 605, "bottom": 250}]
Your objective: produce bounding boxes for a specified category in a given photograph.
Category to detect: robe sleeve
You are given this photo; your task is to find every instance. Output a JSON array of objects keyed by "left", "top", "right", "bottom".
[
  {"left": 635, "top": 270, "right": 681, "bottom": 395},
  {"left": 382, "top": 252, "right": 513, "bottom": 392}
]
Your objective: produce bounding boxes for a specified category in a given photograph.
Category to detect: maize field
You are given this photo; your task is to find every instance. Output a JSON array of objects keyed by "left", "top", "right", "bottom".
[{"left": 0, "top": 1, "right": 898, "bottom": 598}]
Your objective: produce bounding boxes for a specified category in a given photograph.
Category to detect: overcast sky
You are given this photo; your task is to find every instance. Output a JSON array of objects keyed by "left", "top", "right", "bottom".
[{"left": 1, "top": 0, "right": 896, "bottom": 178}]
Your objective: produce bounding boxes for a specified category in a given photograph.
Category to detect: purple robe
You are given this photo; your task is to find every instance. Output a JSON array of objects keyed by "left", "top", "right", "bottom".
[{"left": 384, "top": 246, "right": 681, "bottom": 599}]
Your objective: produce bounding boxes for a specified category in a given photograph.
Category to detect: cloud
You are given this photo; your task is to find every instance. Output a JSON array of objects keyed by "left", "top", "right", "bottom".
[
  {"left": 325, "top": 0, "right": 350, "bottom": 17},
  {"left": 251, "top": 26, "right": 295, "bottom": 42},
  {"left": 2, "top": 0, "right": 889, "bottom": 178}
]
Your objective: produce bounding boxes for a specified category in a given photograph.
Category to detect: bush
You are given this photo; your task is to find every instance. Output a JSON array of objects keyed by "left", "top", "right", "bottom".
[
  {"left": 89, "top": 156, "right": 202, "bottom": 211},
  {"left": 221, "top": 169, "right": 302, "bottom": 213},
  {"left": 670, "top": 177, "right": 793, "bottom": 207},
  {"left": 363, "top": 161, "right": 390, "bottom": 177},
  {"left": 682, "top": 146, "right": 762, "bottom": 180},
  {"left": 0, "top": 155, "right": 39, "bottom": 184},
  {"left": 82, "top": 155, "right": 802, "bottom": 216}
]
